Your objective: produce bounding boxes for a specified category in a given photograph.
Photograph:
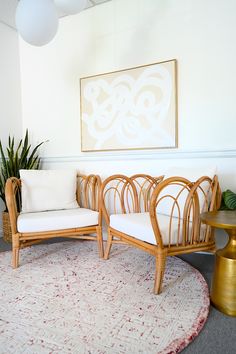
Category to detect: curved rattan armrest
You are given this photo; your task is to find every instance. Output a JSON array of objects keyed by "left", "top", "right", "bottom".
[
  {"left": 5, "top": 177, "right": 21, "bottom": 235},
  {"left": 149, "top": 176, "right": 193, "bottom": 248},
  {"left": 212, "top": 175, "right": 222, "bottom": 210},
  {"left": 77, "top": 174, "right": 101, "bottom": 210},
  {"left": 77, "top": 174, "right": 102, "bottom": 225},
  {"left": 149, "top": 175, "right": 221, "bottom": 248},
  {"left": 100, "top": 174, "right": 164, "bottom": 225},
  {"left": 100, "top": 174, "right": 139, "bottom": 225},
  {"left": 130, "top": 174, "right": 164, "bottom": 212}
]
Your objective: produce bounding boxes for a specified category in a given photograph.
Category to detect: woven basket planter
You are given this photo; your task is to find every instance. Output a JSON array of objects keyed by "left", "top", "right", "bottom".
[{"left": 2, "top": 211, "right": 12, "bottom": 243}]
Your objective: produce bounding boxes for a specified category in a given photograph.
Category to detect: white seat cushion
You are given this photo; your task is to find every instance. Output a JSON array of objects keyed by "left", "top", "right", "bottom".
[
  {"left": 17, "top": 208, "right": 99, "bottom": 233},
  {"left": 110, "top": 212, "right": 192, "bottom": 246}
]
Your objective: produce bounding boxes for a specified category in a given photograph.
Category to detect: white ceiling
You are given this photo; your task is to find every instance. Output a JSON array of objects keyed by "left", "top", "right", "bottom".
[{"left": 0, "top": 0, "right": 111, "bottom": 29}]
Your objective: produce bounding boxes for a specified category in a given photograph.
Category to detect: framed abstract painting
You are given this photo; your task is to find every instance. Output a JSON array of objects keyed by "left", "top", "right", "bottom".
[{"left": 80, "top": 59, "right": 178, "bottom": 152}]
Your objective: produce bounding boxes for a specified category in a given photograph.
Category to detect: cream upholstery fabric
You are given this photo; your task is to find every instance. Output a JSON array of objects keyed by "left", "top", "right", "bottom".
[
  {"left": 20, "top": 169, "right": 79, "bottom": 213},
  {"left": 17, "top": 208, "right": 99, "bottom": 233},
  {"left": 110, "top": 212, "right": 190, "bottom": 246},
  {"left": 163, "top": 166, "right": 217, "bottom": 181},
  {"left": 157, "top": 166, "right": 217, "bottom": 219}
]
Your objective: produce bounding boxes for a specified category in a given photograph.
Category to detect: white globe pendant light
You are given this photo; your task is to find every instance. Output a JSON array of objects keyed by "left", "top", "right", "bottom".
[
  {"left": 54, "top": 0, "right": 87, "bottom": 15},
  {"left": 15, "top": 0, "right": 59, "bottom": 46}
]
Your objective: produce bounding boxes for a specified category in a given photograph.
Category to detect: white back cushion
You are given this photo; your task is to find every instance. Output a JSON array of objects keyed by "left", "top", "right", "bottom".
[
  {"left": 157, "top": 166, "right": 217, "bottom": 218},
  {"left": 164, "top": 166, "right": 217, "bottom": 181},
  {"left": 20, "top": 169, "right": 79, "bottom": 213}
]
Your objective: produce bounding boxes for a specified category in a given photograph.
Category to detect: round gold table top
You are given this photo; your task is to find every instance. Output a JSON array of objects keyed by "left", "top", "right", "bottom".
[{"left": 201, "top": 211, "right": 236, "bottom": 230}]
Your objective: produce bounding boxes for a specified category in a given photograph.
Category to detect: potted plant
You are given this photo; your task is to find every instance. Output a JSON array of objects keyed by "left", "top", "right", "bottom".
[
  {"left": 0, "top": 130, "right": 44, "bottom": 242},
  {"left": 220, "top": 189, "right": 236, "bottom": 210}
]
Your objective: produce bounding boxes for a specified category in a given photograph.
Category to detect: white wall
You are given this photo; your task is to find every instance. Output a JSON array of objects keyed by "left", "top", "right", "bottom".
[
  {"left": 18, "top": 0, "right": 236, "bottom": 246},
  {"left": 0, "top": 22, "right": 22, "bottom": 145},
  {"left": 0, "top": 21, "right": 22, "bottom": 233},
  {"left": 19, "top": 0, "right": 236, "bottom": 173}
]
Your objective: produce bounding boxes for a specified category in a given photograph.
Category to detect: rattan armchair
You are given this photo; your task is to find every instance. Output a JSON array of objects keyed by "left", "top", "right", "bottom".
[
  {"left": 5, "top": 174, "right": 103, "bottom": 268},
  {"left": 101, "top": 174, "right": 221, "bottom": 294}
]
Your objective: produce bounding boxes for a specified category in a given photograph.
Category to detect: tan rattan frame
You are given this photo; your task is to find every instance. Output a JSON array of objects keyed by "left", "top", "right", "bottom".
[
  {"left": 5, "top": 174, "right": 103, "bottom": 268},
  {"left": 101, "top": 174, "right": 221, "bottom": 294}
]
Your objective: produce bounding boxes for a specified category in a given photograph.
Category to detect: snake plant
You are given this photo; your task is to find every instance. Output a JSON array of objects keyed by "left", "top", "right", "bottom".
[{"left": 0, "top": 130, "right": 44, "bottom": 211}]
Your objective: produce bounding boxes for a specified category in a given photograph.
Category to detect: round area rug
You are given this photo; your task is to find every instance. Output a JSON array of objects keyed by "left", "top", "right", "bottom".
[{"left": 0, "top": 241, "right": 209, "bottom": 354}]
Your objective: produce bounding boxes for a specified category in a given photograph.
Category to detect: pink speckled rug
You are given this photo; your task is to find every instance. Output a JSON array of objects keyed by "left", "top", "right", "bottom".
[{"left": 0, "top": 241, "right": 209, "bottom": 354}]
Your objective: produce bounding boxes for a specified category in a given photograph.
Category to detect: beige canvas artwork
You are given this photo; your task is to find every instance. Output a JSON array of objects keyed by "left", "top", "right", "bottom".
[{"left": 80, "top": 59, "right": 177, "bottom": 152}]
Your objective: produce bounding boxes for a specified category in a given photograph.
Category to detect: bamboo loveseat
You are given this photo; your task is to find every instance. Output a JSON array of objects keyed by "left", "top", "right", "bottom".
[
  {"left": 101, "top": 172, "right": 221, "bottom": 294},
  {"left": 6, "top": 172, "right": 103, "bottom": 268}
]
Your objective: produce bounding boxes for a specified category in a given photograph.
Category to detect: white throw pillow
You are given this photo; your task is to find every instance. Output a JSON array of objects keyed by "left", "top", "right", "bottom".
[{"left": 20, "top": 169, "right": 79, "bottom": 213}]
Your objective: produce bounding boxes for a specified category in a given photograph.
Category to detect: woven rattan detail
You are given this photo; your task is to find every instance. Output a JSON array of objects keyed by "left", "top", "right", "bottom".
[{"left": 2, "top": 211, "right": 12, "bottom": 243}]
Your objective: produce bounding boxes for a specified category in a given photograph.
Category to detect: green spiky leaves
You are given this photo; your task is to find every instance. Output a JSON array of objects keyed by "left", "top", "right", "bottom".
[{"left": 0, "top": 130, "right": 44, "bottom": 211}]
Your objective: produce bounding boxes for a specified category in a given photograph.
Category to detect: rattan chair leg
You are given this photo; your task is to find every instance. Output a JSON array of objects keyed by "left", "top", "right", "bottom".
[
  {"left": 154, "top": 252, "right": 167, "bottom": 295},
  {"left": 12, "top": 234, "right": 20, "bottom": 269},
  {"left": 104, "top": 228, "right": 113, "bottom": 260},
  {"left": 96, "top": 226, "right": 104, "bottom": 258}
]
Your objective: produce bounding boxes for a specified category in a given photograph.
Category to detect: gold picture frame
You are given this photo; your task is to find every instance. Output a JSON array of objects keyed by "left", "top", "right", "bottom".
[{"left": 80, "top": 59, "right": 178, "bottom": 152}]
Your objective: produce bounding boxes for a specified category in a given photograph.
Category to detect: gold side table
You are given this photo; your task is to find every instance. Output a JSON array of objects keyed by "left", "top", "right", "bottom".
[{"left": 201, "top": 211, "right": 236, "bottom": 316}]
